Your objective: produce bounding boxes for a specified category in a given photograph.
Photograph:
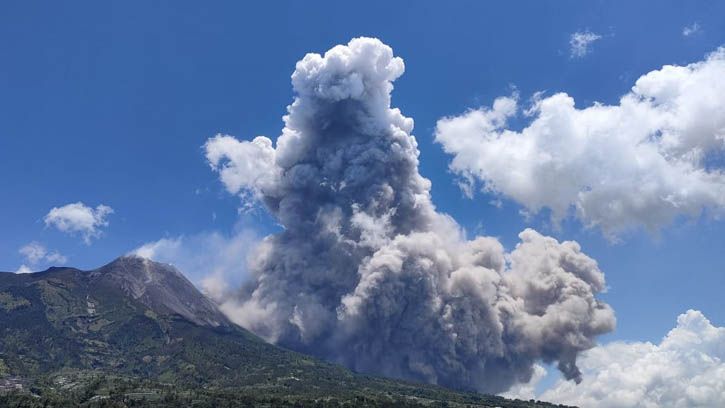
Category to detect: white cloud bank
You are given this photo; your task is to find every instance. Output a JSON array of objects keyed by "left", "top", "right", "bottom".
[
  {"left": 16, "top": 241, "right": 67, "bottom": 273},
  {"left": 436, "top": 47, "right": 725, "bottom": 239},
  {"left": 569, "top": 31, "right": 601, "bottom": 58},
  {"left": 15, "top": 265, "right": 33, "bottom": 274},
  {"left": 44, "top": 202, "right": 114, "bottom": 244},
  {"left": 537, "top": 310, "right": 725, "bottom": 408},
  {"left": 131, "top": 227, "right": 259, "bottom": 301}
]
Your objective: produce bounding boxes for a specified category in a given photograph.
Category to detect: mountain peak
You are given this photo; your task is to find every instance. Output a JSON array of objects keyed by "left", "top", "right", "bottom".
[
  {"left": 91, "top": 255, "right": 230, "bottom": 328},
  {"left": 0, "top": 257, "right": 567, "bottom": 407},
  {"left": 104, "top": 254, "right": 186, "bottom": 281}
]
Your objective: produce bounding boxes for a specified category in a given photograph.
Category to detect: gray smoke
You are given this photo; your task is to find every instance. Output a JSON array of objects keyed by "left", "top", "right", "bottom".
[{"left": 204, "top": 37, "right": 615, "bottom": 393}]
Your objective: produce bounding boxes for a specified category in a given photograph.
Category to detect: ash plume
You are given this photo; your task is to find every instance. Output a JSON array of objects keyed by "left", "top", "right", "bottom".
[{"left": 205, "top": 37, "right": 615, "bottom": 393}]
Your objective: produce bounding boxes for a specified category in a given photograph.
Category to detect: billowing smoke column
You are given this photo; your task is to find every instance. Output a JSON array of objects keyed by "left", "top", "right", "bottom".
[{"left": 205, "top": 38, "right": 615, "bottom": 393}]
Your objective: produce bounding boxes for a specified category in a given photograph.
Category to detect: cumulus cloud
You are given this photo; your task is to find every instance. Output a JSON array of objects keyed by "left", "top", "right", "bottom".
[
  {"left": 682, "top": 22, "right": 702, "bottom": 37},
  {"left": 15, "top": 241, "right": 67, "bottom": 273},
  {"left": 44, "top": 202, "right": 114, "bottom": 244},
  {"left": 435, "top": 48, "right": 725, "bottom": 239},
  {"left": 15, "top": 265, "right": 33, "bottom": 274},
  {"left": 131, "top": 227, "right": 259, "bottom": 302},
  {"left": 19, "top": 241, "right": 67, "bottom": 264},
  {"left": 538, "top": 310, "right": 725, "bottom": 408},
  {"left": 205, "top": 37, "right": 614, "bottom": 393},
  {"left": 205, "top": 135, "right": 280, "bottom": 210},
  {"left": 569, "top": 31, "right": 601, "bottom": 58}
]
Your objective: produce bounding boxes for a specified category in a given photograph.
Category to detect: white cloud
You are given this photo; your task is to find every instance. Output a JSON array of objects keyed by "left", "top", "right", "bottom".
[
  {"left": 133, "top": 237, "right": 181, "bottom": 260},
  {"left": 131, "top": 227, "right": 259, "bottom": 301},
  {"left": 537, "top": 310, "right": 725, "bottom": 408},
  {"left": 435, "top": 48, "right": 725, "bottom": 239},
  {"left": 15, "top": 265, "right": 33, "bottom": 274},
  {"left": 19, "top": 242, "right": 49, "bottom": 264},
  {"left": 683, "top": 22, "right": 702, "bottom": 37},
  {"left": 569, "top": 31, "right": 602, "bottom": 58},
  {"left": 204, "top": 135, "right": 280, "bottom": 211},
  {"left": 16, "top": 241, "right": 67, "bottom": 273},
  {"left": 44, "top": 202, "right": 114, "bottom": 244},
  {"left": 45, "top": 251, "right": 67, "bottom": 264}
]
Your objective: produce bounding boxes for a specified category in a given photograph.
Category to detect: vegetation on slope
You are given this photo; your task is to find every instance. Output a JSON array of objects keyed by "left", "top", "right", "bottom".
[{"left": 0, "top": 262, "right": 572, "bottom": 408}]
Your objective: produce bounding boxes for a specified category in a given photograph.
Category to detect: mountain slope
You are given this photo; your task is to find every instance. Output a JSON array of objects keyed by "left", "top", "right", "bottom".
[
  {"left": 0, "top": 256, "right": 568, "bottom": 407},
  {"left": 91, "top": 256, "right": 230, "bottom": 328}
]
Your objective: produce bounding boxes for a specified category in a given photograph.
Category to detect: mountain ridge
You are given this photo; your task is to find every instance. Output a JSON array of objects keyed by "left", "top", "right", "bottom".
[
  {"left": 0, "top": 256, "right": 570, "bottom": 407},
  {"left": 91, "top": 255, "right": 231, "bottom": 327}
]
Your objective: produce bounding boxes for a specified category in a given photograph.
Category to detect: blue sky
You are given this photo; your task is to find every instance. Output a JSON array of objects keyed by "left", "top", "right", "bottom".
[{"left": 2, "top": 1, "right": 725, "bottom": 400}]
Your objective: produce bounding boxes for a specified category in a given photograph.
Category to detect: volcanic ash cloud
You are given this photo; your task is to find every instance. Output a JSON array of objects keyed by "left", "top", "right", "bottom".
[{"left": 204, "top": 37, "right": 615, "bottom": 393}]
